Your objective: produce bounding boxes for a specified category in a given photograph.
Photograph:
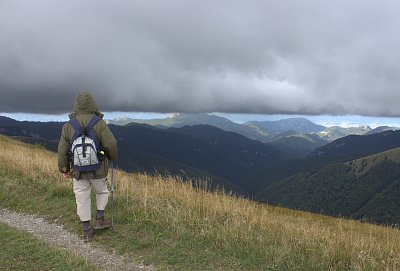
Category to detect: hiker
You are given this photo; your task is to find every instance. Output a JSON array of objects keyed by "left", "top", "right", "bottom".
[{"left": 58, "top": 92, "right": 118, "bottom": 242}]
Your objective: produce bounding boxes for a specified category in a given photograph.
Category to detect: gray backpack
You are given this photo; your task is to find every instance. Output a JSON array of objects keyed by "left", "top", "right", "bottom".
[{"left": 69, "top": 116, "right": 102, "bottom": 173}]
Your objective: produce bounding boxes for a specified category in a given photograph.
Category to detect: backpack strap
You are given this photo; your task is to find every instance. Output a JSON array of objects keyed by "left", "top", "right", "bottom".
[
  {"left": 69, "top": 116, "right": 101, "bottom": 141},
  {"left": 86, "top": 116, "right": 101, "bottom": 146},
  {"left": 69, "top": 118, "right": 82, "bottom": 142}
]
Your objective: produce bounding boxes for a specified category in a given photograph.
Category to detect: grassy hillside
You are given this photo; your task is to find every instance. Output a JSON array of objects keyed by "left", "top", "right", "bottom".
[
  {"left": 259, "top": 147, "right": 400, "bottom": 225},
  {"left": 347, "top": 147, "right": 400, "bottom": 176},
  {"left": 0, "top": 135, "right": 399, "bottom": 270}
]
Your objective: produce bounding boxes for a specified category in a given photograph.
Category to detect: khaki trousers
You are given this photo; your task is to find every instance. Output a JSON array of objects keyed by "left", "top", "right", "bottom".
[{"left": 73, "top": 178, "right": 109, "bottom": 221}]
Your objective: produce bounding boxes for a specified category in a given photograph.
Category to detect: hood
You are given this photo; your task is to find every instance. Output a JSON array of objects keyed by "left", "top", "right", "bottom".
[{"left": 68, "top": 92, "right": 104, "bottom": 119}]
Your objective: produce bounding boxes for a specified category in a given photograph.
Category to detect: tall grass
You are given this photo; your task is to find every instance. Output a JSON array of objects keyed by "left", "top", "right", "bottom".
[{"left": 0, "top": 135, "right": 399, "bottom": 270}]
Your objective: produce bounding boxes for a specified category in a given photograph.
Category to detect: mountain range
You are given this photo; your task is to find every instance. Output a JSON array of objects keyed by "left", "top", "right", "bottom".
[
  {"left": 110, "top": 113, "right": 326, "bottom": 140},
  {"left": 108, "top": 113, "right": 399, "bottom": 143},
  {"left": 114, "top": 113, "right": 273, "bottom": 142},
  {"left": 2, "top": 114, "right": 400, "bottom": 225}
]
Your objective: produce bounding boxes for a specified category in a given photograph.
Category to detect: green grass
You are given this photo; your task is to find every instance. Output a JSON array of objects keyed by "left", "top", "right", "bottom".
[
  {"left": 0, "top": 135, "right": 399, "bottom": 270},
  {"left": 0, "top": 222, "right": 97, "bottom": 271}
]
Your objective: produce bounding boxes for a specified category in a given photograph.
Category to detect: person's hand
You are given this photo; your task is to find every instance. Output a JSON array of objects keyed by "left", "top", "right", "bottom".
[{"left": 63, "top": 171, "right": 73, "bottom": 179}]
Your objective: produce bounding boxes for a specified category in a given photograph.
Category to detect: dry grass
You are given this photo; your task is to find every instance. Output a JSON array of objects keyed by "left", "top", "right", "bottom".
[
  {"left": 347, "top": 147, "right": 400, "bottom": 176},
  {"left": 1, "top": 134, "right": 399, "bottom": 270}
]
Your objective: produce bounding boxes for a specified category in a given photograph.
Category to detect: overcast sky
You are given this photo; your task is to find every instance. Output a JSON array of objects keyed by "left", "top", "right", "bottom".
[{"left": 1, "top": 0, "right": 400, "bottom": 116}]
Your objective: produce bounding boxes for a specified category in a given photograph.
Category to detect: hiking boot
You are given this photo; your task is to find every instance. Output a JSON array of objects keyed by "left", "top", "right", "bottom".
[
  {"left": 94, "top": 217, "right": 112, "bottom": 230},
  {"left": 83, "top": 227, "right": 94, "bottom": 242}
]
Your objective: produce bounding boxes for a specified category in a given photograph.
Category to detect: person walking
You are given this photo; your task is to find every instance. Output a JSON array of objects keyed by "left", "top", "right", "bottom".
[{"left": 58, "top": 92, "right": 118, "bottom": 242}]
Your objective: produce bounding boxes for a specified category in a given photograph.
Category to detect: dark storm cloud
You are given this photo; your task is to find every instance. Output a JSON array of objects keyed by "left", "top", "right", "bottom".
[{"left": 1, "top": 0, "right": 400, "bottom": 115}]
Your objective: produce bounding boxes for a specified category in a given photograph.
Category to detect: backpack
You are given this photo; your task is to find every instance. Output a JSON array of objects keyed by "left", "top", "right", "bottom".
[{"left": 69, "top": 116, "right": 103, "bottom": 174}]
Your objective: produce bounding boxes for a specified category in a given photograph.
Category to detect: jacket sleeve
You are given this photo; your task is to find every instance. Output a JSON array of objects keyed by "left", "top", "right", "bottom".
[
  {"left": 58, "top": 123, "right": 71, "bottom": 173},
  {"left": 98, "top": 121, "right": 118, "bottom": 163}
]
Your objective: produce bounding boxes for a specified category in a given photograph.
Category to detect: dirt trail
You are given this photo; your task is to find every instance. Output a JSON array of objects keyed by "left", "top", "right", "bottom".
[{"left": 0, "top": 208, "right": 154, "bottom": 271}]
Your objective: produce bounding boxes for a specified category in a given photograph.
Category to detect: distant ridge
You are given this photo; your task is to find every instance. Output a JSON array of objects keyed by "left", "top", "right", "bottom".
[
  {"left": 269, "top": 131, "right": 328, "bottom": 158},
  {"left": 365, "top": 126, "right": 400, "bottom": 135},
  {"left": 316, "top": 125, "right": 372, "bottom": 141},
  {"left": 245, "top": 118, "right": 325, "bottom": 134},
  {"left": 116, "top": 113, "right": 273, "bottom": 142},
  {"left": 309, "top": 130, "right": 400, "bottom": 161},
  {"left": 107, "top": 114, "right": 336, "bottom": 144},
  {"left": 106, "top": 116, "right": 137, "bottom": 126}
]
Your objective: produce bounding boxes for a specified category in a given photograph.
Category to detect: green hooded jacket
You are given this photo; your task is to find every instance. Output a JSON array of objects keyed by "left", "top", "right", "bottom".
[{"left": 58, "top": 92, "right": 118, "bottom": 179}]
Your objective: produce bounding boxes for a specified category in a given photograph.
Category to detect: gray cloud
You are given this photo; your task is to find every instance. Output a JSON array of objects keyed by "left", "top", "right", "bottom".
[{"left": 1, "top": 0, "right": 400, "bottom": 116}]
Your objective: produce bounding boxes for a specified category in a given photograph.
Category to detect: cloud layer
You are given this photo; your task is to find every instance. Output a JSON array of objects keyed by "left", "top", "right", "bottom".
[{"left": 1, "top": 0, "right": 400, "bottom": 115}]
